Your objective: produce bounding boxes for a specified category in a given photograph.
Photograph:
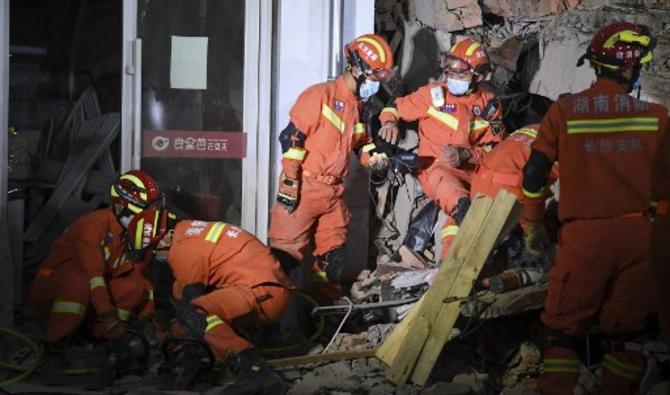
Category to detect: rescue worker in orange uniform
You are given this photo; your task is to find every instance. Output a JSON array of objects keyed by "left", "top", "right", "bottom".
[
  {"left": 29, "top": 170, "right": 162, "bottom": 382},
  {"left": 522, "top": 22, "right": 664, "bottom": 394},
  {"left": 377, "top": 38, "right": 504, "bottom": 240},
  {"left": 439, "top": 121, "right": 559, "bottom": 258},
  {"left": 125, "top": 208, "right": 291, "bottom": 392},
  {"left": 268, "top": 34, "right": 395, "bottom": 294},
  {"left": 651, "top": 103, "right": 670, "bottom": 346}
]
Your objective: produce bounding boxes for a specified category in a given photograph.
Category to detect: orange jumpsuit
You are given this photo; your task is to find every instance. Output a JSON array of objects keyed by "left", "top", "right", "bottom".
[
  {"left": 531, "top": 78, "right": 666, "bottom": 395},
  {"left": 29, "top": 209, "right": 154, "bottom": 343},
  {"left": 269, "top": 75, "right": 378, "bottom": 265},
  {"left": 379, "top": 82, "right": 503, "bottom": 231},
  {"left": 439, "top": 125, "right": 558, "bottom": 256},
  {"left": 168, "top": 221, "right": 291, "bottom": 358},
  {"left": 651, "top": 111, "right": 670, "bottom": 344}
]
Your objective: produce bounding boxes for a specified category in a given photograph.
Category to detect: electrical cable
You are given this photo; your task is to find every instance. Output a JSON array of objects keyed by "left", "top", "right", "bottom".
[{"left": 0, "top": 326, "right": 41, "bottom": 388}]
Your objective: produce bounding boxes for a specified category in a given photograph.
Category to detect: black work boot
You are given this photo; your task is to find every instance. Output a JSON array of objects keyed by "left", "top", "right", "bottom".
[
  {"left": 39, "top": 342, "right": 69, "bottom": 386},
  {"left": 220, "top": 347, "right": 287, "bottom": 395},
  {"left": 158, "top": 340, "right": 212, "bottom": 390},
  {"left": 451, "top": 197, "right": 471, "bottom": 226}
]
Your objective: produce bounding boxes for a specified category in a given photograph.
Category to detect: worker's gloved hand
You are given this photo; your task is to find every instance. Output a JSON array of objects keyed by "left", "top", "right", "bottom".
[
  {"left": 97, "top": 310, "right": 127, "bottom": 339},
  {"left": 524, "top": 220, "right": 551, "bottom": 257},
  {"left": 378, "top": 121, "right": 400, "bottom": 145},
  {"left": 276, "top": 172, "right": 300, "bottom": 213},
  {"left": 368, "top": 152, "right": 390, "bottom": 176},
  {"left": 440, "top": 146, "right": 472, "bottom": 168},
  {"left": 172, "top": 299, "right": 207, "bottom": 338}
]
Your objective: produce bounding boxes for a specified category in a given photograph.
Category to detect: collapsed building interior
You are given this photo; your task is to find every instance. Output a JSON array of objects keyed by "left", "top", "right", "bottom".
[{"left": 2, "top": 0, "right": 670, "bottom": 394}]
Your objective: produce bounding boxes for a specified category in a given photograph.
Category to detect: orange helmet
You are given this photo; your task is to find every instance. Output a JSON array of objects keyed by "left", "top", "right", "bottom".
[
  {"left": 125, "top": 206, "right": 176, "bottom": 258},
  {"left": 344, "top": 34, "right": 394, "bottom": 81},
  {"left": 583, "top": 21, "right": 655, "bottom": 71},
  {"left": 111, "top": 170, "right": 161, "bottom": 214},
  {"left": 441, "top": 38, "right": 491, "bottom": 76}
]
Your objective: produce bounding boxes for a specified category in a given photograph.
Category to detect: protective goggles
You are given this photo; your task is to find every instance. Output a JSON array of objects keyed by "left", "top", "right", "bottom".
[
  {"left": 440, "top": 54, "right": 473, "bottom": 74},
  {"left": 363, "top": 67, "right": 396, "bottom": 82}
]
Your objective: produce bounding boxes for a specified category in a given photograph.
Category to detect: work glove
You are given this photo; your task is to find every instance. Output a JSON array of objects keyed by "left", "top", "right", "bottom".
[
  {"left": 440, "top": 146, "right": 472, "bottom": 168},
  {"left": 172, "top": 298, "right": 207, "bottom": 338},
  {"left": 378, "top": 121, "right": 400, "bottom": 145},
  {"left": 524, "top": 220, "right": 551, "bottom": 257},
  {"left": 276, "top": 172, "right": 300, "bottom": 213},
  {"left": 368, "top": 152, "right": 390, "bottom": 176},
  {"left": 96, "top": 310, "right": 127, "bottom": 339}
]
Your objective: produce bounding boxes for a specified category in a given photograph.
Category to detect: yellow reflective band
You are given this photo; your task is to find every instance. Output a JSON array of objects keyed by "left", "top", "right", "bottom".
[
  {"left": 205, "top": 315, "right": 224, "bottom": 332},
  {"left": 523, "top": 188, "right": 544, "bottom": 199},
  {"left": 470, "top": 119, "right": 489, "bottom": 131},
  {"left": 117, "top": 308, "right": 131, "bottom": 322},
  {"left": 127, "top": 203, "right": 143, "bottom": 214},
  {"left": 283, "top": 148, "right": 306, "bottom": 161},
  {"left": 148, "top": 289, "right": 154, "bottom": 300},
  {"left": 51, "top": 301, "right": 86, "bottom": 316},
  {"left": 640, "top": 50, "right": 654, "bottom": 64},
  {"left": 312, "top": 270, "right": 329, "bottom": 283},
  {"left": 134, "top": 218, "right": 145, "bottom": 250},
  {"left": 427, "top": 107, "right": 459, "bottom": 130},
  {"left": 353, "top": 123, "right": 366, "bottom": 135},
  {"left": 513, "top": 127, "right": 538, "bottom": 139},
  {"left": 120, "top": 174, "right": 147, "bottom": 201},
  {"left": 602, "top": 354, "right": 643, "bottom": 380},
  {"left": 322, "top": 104, "right": 345, "bottom": 134},
  {"left": 566, "top": 117, "right": 659, "bottom": 134},
  {"left": 113, "top": 253, "right": 125, "bottom": 269},
  {"left": 362, "top": 143, "right": 376, "bottom": 153},
  {"left": 603, "top": 30, "right": 651, "bottom": 49},
  {"left": 153, "top": 210, "right": 160, "bottom": 234},
  {"left": 100, "top": 241, "right": 111, "bottom": 261},
  {"left": 205, "top": 222, "right": 227, "bottom": 243},
  {"left": 543, "top": 359, "right": 581, "bottom": 373},
  {"left": 381, "top": 107, "right": 399, "bottom": 117},
  {"left": 89, "top": 276, "right": 106, "bottom": 290},
  {"left": 441, "top": 225, "right": 459, "bottom": 239},
  {"left": 356, "top": 37, "right": 386, "bottom": 63},
  {"left": 465, "top": 41, "right": 481, "bottom": 56}
]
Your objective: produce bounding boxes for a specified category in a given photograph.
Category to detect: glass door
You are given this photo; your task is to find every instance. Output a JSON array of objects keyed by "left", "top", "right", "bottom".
[{"left": 136, "top": 0, "right": 246, "bottom": 224}]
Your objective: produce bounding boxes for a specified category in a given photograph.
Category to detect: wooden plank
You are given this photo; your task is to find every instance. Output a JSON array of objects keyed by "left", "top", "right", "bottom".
[
  {"left": 383, "top": 194, "right": 495, "bottom": 384},
  {"left": 411, "top": 190, "right": 521, "bottom": 385},
  {"left": 376, "top": 295, "right": 423, "bottom": 366},
  {"left": 268, "top": 349, "right": 377, "bottom": 368}
]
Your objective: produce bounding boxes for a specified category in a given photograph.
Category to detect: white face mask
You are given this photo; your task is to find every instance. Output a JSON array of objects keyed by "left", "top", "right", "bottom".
[
  {"left": 447, "top": 78, "right": 470, "bottom": 96},
  {"left": 359, "top": 79, "right": 380, "bottom": 99}
]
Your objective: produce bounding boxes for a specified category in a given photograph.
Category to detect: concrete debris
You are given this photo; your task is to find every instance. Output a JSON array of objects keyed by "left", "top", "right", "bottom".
[
  {"left": 410, "top": 0, "right": 482, "bottom": 32},
  {"left": 482, "top": 0, "right": 581, "bottom": 19}
]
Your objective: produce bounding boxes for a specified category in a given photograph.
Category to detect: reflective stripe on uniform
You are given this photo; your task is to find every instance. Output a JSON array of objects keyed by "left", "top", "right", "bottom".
[
  {"left": 283, "top": 148, "right": 306, "bottom": 161},
  {"left": 381, "top": 107, "right": 398, "bottom": 117},
  {"left": 205, "top": 222, "right": 227, "bottom": 243},
  {"left": 353, "top": 123, "right": 366, "bottom": 135},
  {"left": 89, "top": 276, "right": 106, "bottom": 290},
  {"left": 205, "top": 315, "right": 224, "bottom": 332},
  {"left": 113, "top": 253, "right": 126, "bottom": 269},
  {"left": 441, "top": 225, "right": 459, "bottom": 239},
  {"left": 362, "top": 143, "right": 376, "bottom": 153},
  {"left": 523, "top": 188, "right": 544, "bottom": 199},
  {"left": 148, "top": 289, "right": 154, "bottom": 300},
  {"left": 100, "top": 241, "right": 111, "bottom": 261},
  {"left": 322, "top": 104, "right": 345, "bottom": 134},
  {"left": 134, "top": 218, "right": 145, "bottom": 250},
  {"left": 427, "top": 107, "right": 459, "bottom": 130},
  {"left": 602, "top": 354, "right": 644, "bottom": 380},
  {"left": 117, "top": 308, "right": 131, "bottom": 322},
  {"left": 513, "top": 127, "right": 538, "bottom": 139},
  {"left": 542, "top": 357, "right": 581, "bottom": 373},
  {"left": 470, "top": 119, "right": 489, "bottom": 132},
  {"left": 566, "top": 117, "right": 659, "bottom": 134},
  {"left": 51, "top": 301, "right": 86, "bottom": 316}
]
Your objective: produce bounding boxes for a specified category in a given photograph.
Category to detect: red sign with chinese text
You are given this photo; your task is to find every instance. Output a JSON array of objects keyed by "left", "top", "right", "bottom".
[{"left": 142, "top": 130, "right": 247, "bottom": 158}]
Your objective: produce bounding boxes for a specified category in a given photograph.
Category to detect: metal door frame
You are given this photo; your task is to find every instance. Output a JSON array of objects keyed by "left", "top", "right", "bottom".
[{"left": 121, "top": 0, "right": 274, "bottom": 238}]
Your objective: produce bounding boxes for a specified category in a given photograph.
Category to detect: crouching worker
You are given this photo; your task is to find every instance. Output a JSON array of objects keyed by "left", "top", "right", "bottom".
[
  {"left": 125, "top": 208, "right": 292, "bottom": 392},
  {"left": 28, "top": 170, "right": 162, "bottom": 385}
]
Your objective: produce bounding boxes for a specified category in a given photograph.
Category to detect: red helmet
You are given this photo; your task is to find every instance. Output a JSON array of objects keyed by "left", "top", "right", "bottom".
[
  {"left": 110, "top": 170, "right": 161, "bottom": 214},
  {"left": 585, "top": 22, "right": 655, "bottom": 71},
  {"left": 441, "top": 38, "right": 491, "bottom": 75},
  {"left": 344, "top": 34, "right": 395, "bottom": 81},
  {"left": 125, "top": 207, "right": 176, "bottom": 256}
]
